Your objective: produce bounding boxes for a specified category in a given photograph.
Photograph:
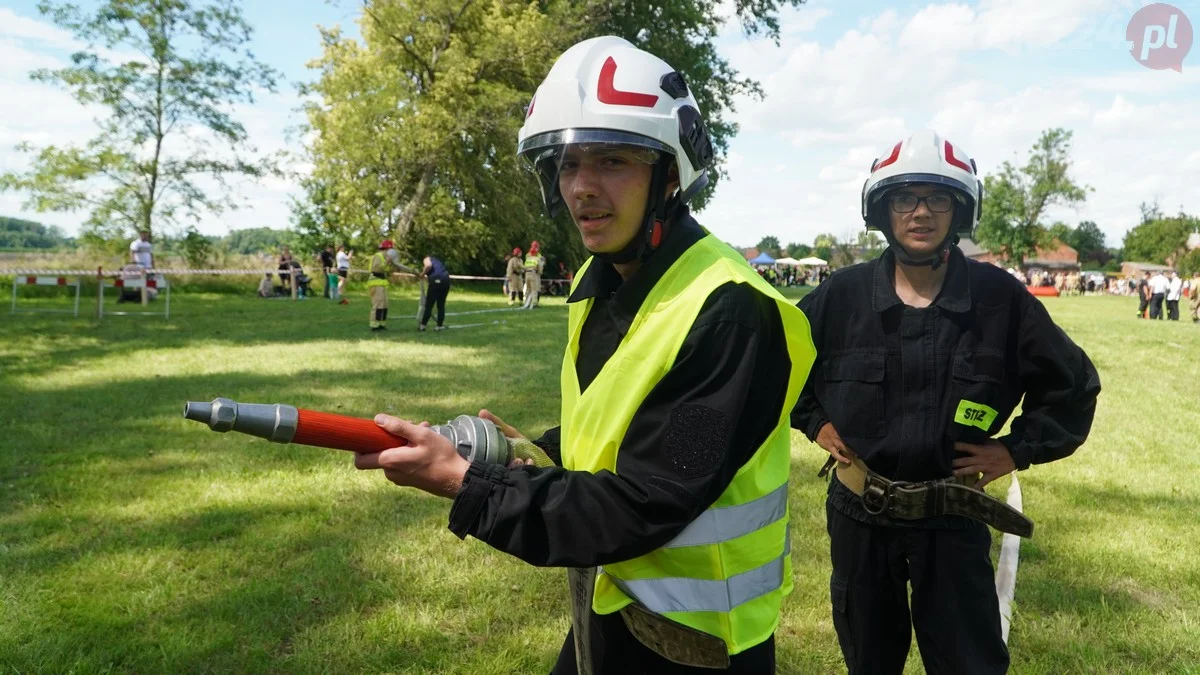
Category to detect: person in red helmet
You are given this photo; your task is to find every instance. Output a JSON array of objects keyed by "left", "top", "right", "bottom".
[
  {"left": 367, "top": 239, "right": 412, "bottom": 331},
  {"left": 522, "top": 240, "right": 545, "bottom": 309},
  {"left": 506, "top": 246, "right": 526, "bottom": 305}
]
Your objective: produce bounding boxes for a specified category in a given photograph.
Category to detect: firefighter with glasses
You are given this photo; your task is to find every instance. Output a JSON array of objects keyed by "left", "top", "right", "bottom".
[{"left": 791, "top": 130, "right": 1101, "bottom": 674}]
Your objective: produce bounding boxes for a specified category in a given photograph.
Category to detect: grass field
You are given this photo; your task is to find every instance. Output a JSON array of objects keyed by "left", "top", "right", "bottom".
[{"left": 2, "top": 282, "right": 1198, "bottom": 674}]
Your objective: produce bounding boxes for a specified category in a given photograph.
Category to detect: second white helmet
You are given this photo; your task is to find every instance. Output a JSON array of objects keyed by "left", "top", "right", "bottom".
[{"left": 861, "top": 130, "right": 983, "bottom": 238}]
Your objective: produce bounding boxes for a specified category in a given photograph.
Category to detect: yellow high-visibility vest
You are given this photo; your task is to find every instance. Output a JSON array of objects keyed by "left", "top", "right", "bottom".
[
  {"left": 367, "top": 252, "right": 389, "bottom": 287},
  {"left": 560, "top": 232, "right": 816, "bottom": 654}
]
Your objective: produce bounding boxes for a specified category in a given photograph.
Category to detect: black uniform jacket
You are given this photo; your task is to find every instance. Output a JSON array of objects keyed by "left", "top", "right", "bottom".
[{"left": 791, "top": 246, "right": 1101, "bottom": 525}]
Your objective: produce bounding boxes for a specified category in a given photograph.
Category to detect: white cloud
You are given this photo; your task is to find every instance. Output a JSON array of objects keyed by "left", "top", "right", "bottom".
[
  {"left": 0, "top": 7, "right": 80, "bottom": 52},
  {"left": 696, "top": 1, "right": 1200, "bottom": 250}
]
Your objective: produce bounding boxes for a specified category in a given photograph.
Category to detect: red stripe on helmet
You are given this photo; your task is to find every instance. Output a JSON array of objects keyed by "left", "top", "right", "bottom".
[
  {"left": 597, "top": 57, "right": 659, "bottom": 108},
  {"left": 872, "top": 142, "right": 903, "bottom": 172},
  {"left": 945, "top": 141, "right": 974, "bottom": 173}
]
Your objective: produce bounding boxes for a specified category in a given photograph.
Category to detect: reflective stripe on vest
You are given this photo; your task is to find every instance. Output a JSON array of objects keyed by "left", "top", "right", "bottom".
[
  {"left": 601, "top": 530, "right": 792, "bottom": 614},
  {"left": 663, "top": 482, "right": 788, "bottom": 549}
]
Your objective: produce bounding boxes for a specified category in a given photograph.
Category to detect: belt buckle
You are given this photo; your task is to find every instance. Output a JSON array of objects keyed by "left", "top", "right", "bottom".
[{"left": 861, "top": 477, "right": 893, "bottom": 515}]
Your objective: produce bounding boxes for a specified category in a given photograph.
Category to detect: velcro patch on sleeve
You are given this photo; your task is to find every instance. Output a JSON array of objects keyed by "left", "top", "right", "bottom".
[
  {"left": 954, "top": 399, "right": 998, "bottom": 431},
  {"left": 664, "top": 404, "right": 732, "bottom": 479}
]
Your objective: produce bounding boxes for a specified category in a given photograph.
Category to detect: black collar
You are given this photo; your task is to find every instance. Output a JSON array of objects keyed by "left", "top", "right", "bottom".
[
  {"left": 871, "top": 245, "right": 972, "bottom": 313},
  {"left": 567, "top": 212, "right": 706, "bottom": 322}
]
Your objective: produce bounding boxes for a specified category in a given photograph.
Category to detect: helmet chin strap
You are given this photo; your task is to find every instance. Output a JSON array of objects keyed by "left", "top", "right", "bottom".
[{"left": 589, "top": 159, "right": 676, "bottom": 266}]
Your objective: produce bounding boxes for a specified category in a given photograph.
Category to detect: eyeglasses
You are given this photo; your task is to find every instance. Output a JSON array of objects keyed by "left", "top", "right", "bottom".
[{"left": 889, "top": 192, "right": 955, "bottom": 214}]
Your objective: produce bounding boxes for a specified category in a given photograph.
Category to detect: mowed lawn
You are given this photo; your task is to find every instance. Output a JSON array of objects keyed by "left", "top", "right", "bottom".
[{"left": 1, "top": 281, "right": 1198, "bottom": 674}]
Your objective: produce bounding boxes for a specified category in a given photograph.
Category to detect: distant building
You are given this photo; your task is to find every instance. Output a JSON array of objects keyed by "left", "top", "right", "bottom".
[
  {"left": 1120, "top": 261, "right": 1172, "bottom": 277},
  {"left": 960, "top": 237, "right": 1080, "bottom": 271}
]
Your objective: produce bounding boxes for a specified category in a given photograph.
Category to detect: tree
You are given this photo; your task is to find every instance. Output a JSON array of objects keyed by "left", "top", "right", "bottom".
[
  {"left": 591, "top": 0, "right": 806, "bottom": 208},
  {"left": 303, "top": 0, "right": 581, "bottom": 274},
  {"left": 1071, "top": 220, "right": 1106, "bottom": 261},
  {"left": 974, "top": 128, "right": 1089, "bottom": 265},
  {"left": 756, "top": 235, "right": 781, "bottom": 256},
  {"left": 301, "top": 0, "right": 809, "bottom": 273},
  {"left": 0, "top": 216, "right": 74, "bottom": 249},
  {"left": 180, "top": 225, "right": 214, "bottom": 267},
  {"left": 1122, "top": 211, "right": 1198, "bottom": 265},
  {"left": 853, "top": 230, "right": 884, "bottom": 262},
  {"left": 0, "top": 0, "right": 279, "bottom": 241},
  {"left": 785, "top": 241, "right": 811, "bottom": 259},
  {"left": 222, "top": 227, "right": 297, "bottom": 255}
]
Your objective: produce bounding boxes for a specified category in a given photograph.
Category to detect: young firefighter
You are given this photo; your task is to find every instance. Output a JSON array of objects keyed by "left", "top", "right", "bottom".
[
  {"left": 523, "top": 240, "right": 546, "bottom": 308},
  {"left": 366, "top": 240, "right": 411, "bottom": 331},
  {"left": 792, "top": 130, "right": 1102, "bottom": 674},
  {"left": 350, "top": 36, "right": 816, "bottom": 672},
  {"left": 506, "top": 246, "right": 525, "bottom": 305}
]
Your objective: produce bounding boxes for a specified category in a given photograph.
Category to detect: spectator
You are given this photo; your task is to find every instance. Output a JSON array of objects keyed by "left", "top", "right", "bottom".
[
  {"left": 1148, "top": 270, "right": 1169, "bottom": 320},
  {"left": 318, "top": 244, "right": 336, "bottom": 299},
  {"left": 1166, "top": 271, "right": 1183, "bottom": 321},
  {"left": 129, "top": 230, "right": 154, "bottom": 269},
  {"left": 336, "top": 245, "right": 352, "bottom": 305},
  {"left": 258, "top": 273, "right": 273, "bottom": 298}
]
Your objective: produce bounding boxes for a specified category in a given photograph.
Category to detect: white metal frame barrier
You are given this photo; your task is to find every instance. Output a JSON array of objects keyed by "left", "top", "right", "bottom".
[
  {"left": 99, "top": 274, "right": 170, "bottom": 319},
  {"left": 10, "top": 275, "right": 81, "bottom": 317}
]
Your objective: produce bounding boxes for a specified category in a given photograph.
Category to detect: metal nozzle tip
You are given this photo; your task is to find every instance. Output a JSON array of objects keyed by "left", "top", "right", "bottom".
[{"left": 183, "top": 401, "right": 213, "bottom": 424}]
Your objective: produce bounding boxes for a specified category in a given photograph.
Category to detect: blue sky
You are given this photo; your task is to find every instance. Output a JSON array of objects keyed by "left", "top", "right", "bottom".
[{"left": 2, "top": 0, "right": 1197, "bottom": 250}]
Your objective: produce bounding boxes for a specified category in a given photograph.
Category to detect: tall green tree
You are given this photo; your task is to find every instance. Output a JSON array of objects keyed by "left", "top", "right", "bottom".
[
  {"left": 591, "top": 0, "right": 806, "bottom": 207},
  {"left": 1071, "top": 220, "right": 1106, "bottom": 261},
  {"left": 756, "top": 235, "right": 781, "bottom": 256},
  {"left": 1122, "top": 211, "right": 1198, "bottom": 265},
  {"left": 0, "top": 0, "right": 279, "bottom": 241},
  {"left": 785, "top": 241, "right": 811, "bottom": 259},
  {"left": 302, "top": 0, "right": 809, "bottom": 273},
  {"left": 974, "top": 128, "right": 1089, "bottom": 265},
  {"left": 303, "top": 0, "right": 580, "bottom": 274}
]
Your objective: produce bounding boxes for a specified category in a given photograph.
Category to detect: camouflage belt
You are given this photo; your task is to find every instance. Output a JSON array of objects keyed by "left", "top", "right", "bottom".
[
  {"left": 618, "top": 601, "right": 730, "bottom": 669},
  {"left": 821, "top": 456, "right": 1034, "bottom": 538},
  {"left": 568, "top": 569, "right": 731, "bottom": 672}
]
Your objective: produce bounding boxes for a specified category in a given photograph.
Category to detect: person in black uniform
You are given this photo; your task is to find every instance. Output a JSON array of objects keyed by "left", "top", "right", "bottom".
[
  {"left": 791, "top": 130, "right": 1101, "bottom": 675},
  {"left": 419, "top": 255, "right": 451, "bottom": 332},
  {"left": 1136, "top": 271, "right": 1150, "bottom": 318}
]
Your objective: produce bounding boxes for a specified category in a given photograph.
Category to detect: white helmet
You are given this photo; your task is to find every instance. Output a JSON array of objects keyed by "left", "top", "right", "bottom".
[
  {"left": 517, "top": 36, "right": 713, "bottom": 219},
  {"left": 862, "top": 130, "right": 982, "bottom": 232}
]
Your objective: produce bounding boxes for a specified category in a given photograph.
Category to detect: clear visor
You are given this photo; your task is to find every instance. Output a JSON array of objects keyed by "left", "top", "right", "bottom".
[
  {"left": 519, "top": 129, "right": 673, "bottom": 217},
  {"left": 868, "top": 173, "right": 973, "bottom": 205},
  {"left": 518, "top": 128, "right": 672, "bottom": 167}
]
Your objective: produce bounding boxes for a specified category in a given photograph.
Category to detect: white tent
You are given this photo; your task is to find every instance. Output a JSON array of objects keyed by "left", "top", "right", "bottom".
[
  {"left": 797, "top": 256, "right": 828, "bottom": 266},
  {"left": 774, "top": 257, "right": 802, "bottom": 266}
]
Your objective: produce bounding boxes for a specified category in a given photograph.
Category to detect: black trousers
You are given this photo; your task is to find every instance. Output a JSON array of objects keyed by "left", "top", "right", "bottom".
[
  {"left": 827, "top": 503, "right": 1009, "bottom": 675},
  {"left": 1167, "top": 299, "right": 1179, "bottom": 320},
  {"left": 1150, "top": 293, "right": 1165, "bottom": 319},
  {"left": 550, "top": 610, "right": 775, "bottom": 674},
  {"left": 421, "top": 278, "right": 450, "bottom": 327},
  {"left": 1138, "top": 296, "right": 1149, "bottom": 317}
]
